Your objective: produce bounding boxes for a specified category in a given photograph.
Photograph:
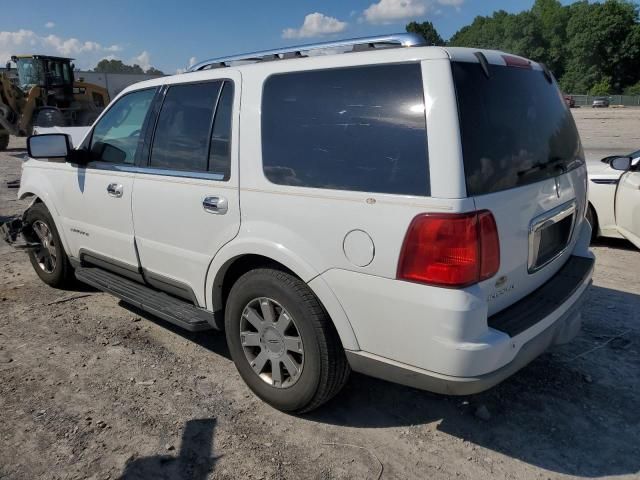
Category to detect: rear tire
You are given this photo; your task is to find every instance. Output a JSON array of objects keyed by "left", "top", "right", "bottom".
[
  {"left": 24, "top": 203, "right": 74, "bottom": 288},
  {"left": 225, "top": 268, "right": 350, "bottom": 413}
]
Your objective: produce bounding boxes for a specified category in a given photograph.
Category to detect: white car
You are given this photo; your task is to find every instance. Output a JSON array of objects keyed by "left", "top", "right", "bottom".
[
  {"left": 2, "top": 34, "right": 594, "bottom": 412},
  {"left": 587, "top": 150, "right": 640, "bottom": 248}
]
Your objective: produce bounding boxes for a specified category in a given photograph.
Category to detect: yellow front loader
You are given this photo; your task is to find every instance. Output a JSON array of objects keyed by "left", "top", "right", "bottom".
[{"left": 0, "top": 55, "right": 109, "bottom": 150}]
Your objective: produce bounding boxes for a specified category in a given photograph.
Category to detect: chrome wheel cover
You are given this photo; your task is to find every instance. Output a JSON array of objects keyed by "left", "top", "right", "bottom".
[
  {"left": 240, "top": 297, "right": 304, "bottom": 388},
  {"left": 31, "top": 220, "right": 57, "bottom": 273}
]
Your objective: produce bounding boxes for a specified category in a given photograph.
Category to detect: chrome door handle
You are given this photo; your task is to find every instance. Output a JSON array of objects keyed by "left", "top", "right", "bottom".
[
  {"left": 107, "top": 183, "right": 123, "bottom": 198},
  {"left": 203, "top": 196, "right": 228, "bottom": 215}
]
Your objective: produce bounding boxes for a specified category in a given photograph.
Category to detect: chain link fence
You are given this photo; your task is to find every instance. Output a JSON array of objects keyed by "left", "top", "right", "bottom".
[{"left": 569, "top": 94, "right": 640, "bottom": 107}]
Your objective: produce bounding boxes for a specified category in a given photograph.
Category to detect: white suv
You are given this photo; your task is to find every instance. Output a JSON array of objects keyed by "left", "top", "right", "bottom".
[{"left": 5, "top": 34, "right": 594, "bottom": 412}]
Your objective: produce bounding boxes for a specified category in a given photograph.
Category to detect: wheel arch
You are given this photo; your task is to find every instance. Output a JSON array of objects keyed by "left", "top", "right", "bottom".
[
  {"left": 205, "top": 243, "right": 360, "bottom": 351},
  {"left": 17, "top": 189, "right": 72, "bottom": 256}
]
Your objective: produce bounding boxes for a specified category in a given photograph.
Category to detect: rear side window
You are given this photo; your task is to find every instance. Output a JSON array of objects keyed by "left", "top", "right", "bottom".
[
  {"left": 150, "top": 81, "right": 222, "bottom": 172},
  {"left": 452, "top": 61, "right": 583, "bottom": 196},
  {"left": 261, "top": 64, "right": 429, "bottom": 196}
]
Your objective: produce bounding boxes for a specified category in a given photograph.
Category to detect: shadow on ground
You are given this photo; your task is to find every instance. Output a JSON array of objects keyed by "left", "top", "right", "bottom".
[
  {"left": 119, "top": 418, "right": 218, "bottom": 480},
  {"left": 309, "top": 284, "right": 640, "bottom": 478},
  {"left": 592, "top": 236, "right": 637, "bottom": 251},
  {"left": 84, "top": 255, "right": 638, "bottom": 478}
]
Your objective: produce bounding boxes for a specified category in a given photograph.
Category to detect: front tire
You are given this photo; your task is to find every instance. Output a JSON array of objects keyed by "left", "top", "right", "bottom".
[
  {"left": 586, "top": 204, "right": 598, "bottom": 242},
  {"left": 225, "top": 268, "right": 350, "bottom": 413},
  {"left": 24, "top": 203, "right": 74, "bottom": 288}
]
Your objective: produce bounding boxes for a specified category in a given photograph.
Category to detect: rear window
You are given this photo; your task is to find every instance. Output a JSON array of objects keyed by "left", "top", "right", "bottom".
[
  {"left": 261, "top": 63, "right": 429, "bottom": 196},
  {"left": 452, "top": 61, "right": 583, "bottom": 196}
]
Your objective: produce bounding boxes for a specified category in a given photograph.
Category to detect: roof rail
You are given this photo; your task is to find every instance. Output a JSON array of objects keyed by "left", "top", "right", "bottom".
[{"left": 188, "top": 33, "right": 426, "bottom": 72}]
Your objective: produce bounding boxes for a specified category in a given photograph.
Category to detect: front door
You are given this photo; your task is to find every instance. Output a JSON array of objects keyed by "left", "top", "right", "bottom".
[
  {"left": 131, "top": 75, "right": 240, "bottom": 307},
  {"left": 60, "top": 87, "right": 157, "bottom": 272},
  {"left": 615, "top": 168, "right": 640, "bottom": 248}
]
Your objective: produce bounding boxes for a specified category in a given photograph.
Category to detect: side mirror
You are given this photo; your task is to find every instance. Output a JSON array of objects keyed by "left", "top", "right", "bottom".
[
  {"left": 611, "top": 156, "right": 632, "bottom": 172},
  {"left": 27, "top": 133, "right": 71, "bottom": 159}
]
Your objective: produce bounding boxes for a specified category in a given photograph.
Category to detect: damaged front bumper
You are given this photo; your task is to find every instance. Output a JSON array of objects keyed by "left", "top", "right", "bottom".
[{"left": 0, "top": 215, "right": 38, "bottom": 250}]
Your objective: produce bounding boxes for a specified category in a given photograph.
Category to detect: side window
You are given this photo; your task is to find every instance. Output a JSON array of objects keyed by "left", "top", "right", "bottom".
[
  {"left": 90, "top": 88, "right": 155, "bottom": 164},
  {"left": 261, "top": 64, "right": 429, "bottom": 196},
  {"left": 208, "top": 82, "right": 233, "bottom": 180},
  {"left": 150, "top": 81, "right": 221, "bottom": 172}
]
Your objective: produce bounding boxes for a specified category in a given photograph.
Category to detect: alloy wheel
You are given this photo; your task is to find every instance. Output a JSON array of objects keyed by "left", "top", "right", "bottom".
[
  {"left": 239, "top": 297, "right": 304, "bottom": 388},
  {"left": 31, "top": 220, "right": 57, "bottom": 273}
]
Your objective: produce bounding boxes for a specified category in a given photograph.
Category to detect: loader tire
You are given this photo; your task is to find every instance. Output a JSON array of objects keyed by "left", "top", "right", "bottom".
[{"left": 34, "top": 108, "right": 66, "bottom": 128}]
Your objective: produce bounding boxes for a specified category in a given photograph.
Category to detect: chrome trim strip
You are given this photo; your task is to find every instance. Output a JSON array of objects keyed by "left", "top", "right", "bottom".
[
  {"left": 189, "top": 33, "right": 426, "bottom": 71},
  {"left": 86, "top": 162, "right": 226, "bottom": 181},
  {"left": 528, "top": 200, "right": 577, "bottom": 273}
]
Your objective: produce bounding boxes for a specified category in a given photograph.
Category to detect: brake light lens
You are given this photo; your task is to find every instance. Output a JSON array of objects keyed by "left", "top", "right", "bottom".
[
  {"left": 397, "top": 211, "right": 500, "bottom": 288},
  {"left": 502, "top": 55, "right": 532, "bottom": 69}
]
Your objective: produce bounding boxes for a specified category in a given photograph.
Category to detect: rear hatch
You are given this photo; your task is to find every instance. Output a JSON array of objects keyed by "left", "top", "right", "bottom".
[{"left": 451, "top": 56, "right": 587, "bottom": 316}]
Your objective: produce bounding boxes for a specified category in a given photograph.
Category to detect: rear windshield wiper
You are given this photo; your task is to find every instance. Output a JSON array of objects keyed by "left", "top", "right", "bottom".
[{"left": 517, "top": 157, "right": 567, "bottom": 178}]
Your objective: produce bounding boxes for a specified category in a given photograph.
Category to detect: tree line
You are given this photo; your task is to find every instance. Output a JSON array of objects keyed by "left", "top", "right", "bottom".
[
  {"left": 93, "top": 59, "right": 164, "bottom": 76},
  {"left": 407, "top": 0, "right": 640, "bottom": 95}
]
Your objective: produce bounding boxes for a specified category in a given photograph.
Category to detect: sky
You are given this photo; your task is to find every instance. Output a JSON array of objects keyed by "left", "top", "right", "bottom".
[{"left": 0, "top": 0, "right": 579, "bottom": 73}]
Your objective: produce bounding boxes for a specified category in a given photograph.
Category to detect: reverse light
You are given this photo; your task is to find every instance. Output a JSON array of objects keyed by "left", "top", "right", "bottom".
[{"left": 397, "top": 211, "right": 500, "bottom": 288}]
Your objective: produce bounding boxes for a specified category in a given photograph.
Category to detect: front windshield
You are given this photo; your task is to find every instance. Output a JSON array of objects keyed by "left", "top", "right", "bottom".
[
  {"left": 15, "top": 58, "right": 72, "bottom": 88},
  {"left": 15, "top": 59, "right": 43, "bottom": 88}
]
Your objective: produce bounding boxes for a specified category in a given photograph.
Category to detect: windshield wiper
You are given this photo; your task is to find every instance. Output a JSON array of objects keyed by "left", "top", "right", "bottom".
[{"left": 517, "top": 157, "right": 567, "bottom": 178}]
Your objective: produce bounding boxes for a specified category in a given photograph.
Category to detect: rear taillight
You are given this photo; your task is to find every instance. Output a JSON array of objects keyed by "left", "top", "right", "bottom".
[{"left": 397, "top": 211, "right": 500, "bottom": 288}]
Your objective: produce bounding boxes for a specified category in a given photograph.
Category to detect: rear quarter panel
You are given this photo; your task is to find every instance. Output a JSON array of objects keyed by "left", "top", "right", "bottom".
[{"left": 233, "top": 55, "right": 470, "bottom": 282}]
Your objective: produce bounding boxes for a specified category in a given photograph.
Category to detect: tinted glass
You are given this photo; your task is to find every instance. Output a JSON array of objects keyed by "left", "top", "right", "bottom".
[
  {"left": 262, "top": 64, "right": 429, "bottom": 196},
  {"left": 208, "top": 82, "right": 233, "bottom": 180},
  {"left": 150, "top": 81, "right": 221, "bottom": 172},
  {"left": 90, "top": 88, "right": 155, "bottom": 164},
  {"left": 452, "top": 61, "right": 583, "bottom": 196}
]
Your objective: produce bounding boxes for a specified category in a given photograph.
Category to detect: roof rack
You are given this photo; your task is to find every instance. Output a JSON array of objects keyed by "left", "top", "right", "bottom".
[{"left": 188, "top": 33, "right": 426, "bottom": 72}]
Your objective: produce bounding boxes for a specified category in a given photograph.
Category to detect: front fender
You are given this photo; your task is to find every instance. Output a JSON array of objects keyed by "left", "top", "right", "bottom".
[
  {"left": 17, "top": 165, "right": 72, "bottom": 256},
  {"left": 204, "top": 237, "right": 360, "bottom": 350}
]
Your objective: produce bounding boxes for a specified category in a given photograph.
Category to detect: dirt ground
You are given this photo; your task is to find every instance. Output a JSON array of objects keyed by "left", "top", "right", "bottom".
[{"left": 1, "top": 108, "right": 639, "bottom": 480}]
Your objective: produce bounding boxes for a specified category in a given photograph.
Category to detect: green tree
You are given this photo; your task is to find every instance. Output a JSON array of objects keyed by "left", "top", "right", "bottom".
[
  {"left": 589, "top": 77, "right": 612, "bottom": 95},
  {"left": 437, "top": 0, "right": 640, "bottom": 94},
  {"left": 145, "top": 67, "right": 165, "bottom": 75},
  {"left": 624, "top": 80, "right": 640, "bottom": 94},
  {"left": 531, "top": 0, "right": 569, "bottom": 76},
  {"left": 406, "top": 21, "right": 445, "bottom": 46},
  {"left": 564, "top": 0, "right": 639, "bottom": 93},
  {"left": 93, "top": 59, "right": 144, "bottom": 74}
]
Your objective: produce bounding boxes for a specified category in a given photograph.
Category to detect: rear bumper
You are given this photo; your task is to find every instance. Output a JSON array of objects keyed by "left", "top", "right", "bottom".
[{"left": 343, "top": 255, "right": 594, "bottom": 395}]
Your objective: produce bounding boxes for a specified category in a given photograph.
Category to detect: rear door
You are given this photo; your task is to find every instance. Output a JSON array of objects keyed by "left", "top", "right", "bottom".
[
  {"left": 131, "top": 74, "right": 240, "bottom": 307},
  {"left": 615, "top": 168, "right": 640, "bottom": 248},
  {"left": 451, "top": 57, "right": 587, "bottom": 315}
]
